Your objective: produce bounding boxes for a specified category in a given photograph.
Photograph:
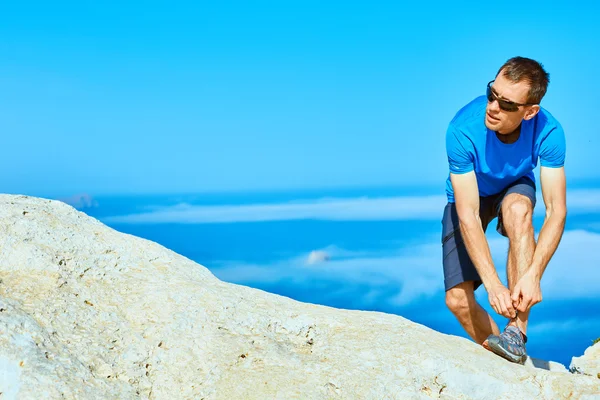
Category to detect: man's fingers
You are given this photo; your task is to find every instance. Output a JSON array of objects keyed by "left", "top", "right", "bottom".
[
  {"left": 517, "top": 298, "right": 530, "bottom": 313},
  {"left": 491, "top": 298, "right": 502, "bottom": 316},
  {"left": 491, "top": 302, "right": 499, "bottom": 315},
  {"left": 511, "top": 286, "right": 521, "bottom": 303},
  {"left": 498, "top": 296, "right": 511, "bottom": 318},
  {"left": 503, "top": 293, "right": 517, "bottom": 318}
]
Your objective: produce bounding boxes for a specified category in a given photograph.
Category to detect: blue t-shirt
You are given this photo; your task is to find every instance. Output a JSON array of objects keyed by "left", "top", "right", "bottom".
[{"left": 445, "top": 95, "right": 566, "bottom": 203}]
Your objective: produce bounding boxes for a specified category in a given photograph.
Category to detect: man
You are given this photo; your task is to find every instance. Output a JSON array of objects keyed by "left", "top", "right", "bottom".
[{"left": 442, "top": 56, "right": 567, "bottom": 364}]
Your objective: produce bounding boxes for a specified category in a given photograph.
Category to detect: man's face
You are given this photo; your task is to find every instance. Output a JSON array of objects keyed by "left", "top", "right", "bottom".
[{"left": 485, "top": 71, "right": 539, "bottom": 134}]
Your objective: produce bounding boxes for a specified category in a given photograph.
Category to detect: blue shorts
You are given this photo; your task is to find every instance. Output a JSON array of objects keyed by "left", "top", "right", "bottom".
[{"left": 441, "top": 176, "right": 536, "bottom": 291}]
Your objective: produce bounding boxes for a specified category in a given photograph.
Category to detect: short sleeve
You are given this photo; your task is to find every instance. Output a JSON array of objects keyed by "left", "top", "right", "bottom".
[
  {"left": 446, "top": 124, "right": 474, "bottom": 174},
  {"left": 539, "top": 123, "right": 566, "bottom": 168}
]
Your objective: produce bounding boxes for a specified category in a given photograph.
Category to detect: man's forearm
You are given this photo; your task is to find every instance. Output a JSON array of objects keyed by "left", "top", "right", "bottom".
[
  {"left": 530, "top": 210, "right": 566, "bottom": 279},
  {"left": 459, "top": 216, "right": 502, "bottom": 288}
]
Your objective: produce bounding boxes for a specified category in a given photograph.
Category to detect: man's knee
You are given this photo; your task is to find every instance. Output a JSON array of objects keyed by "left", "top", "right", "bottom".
[
  {"left": 502, "top": 194, "right": 533, "bottom": 236},
  {"left": 445, "top": 282, "right": 476, "bottom": 316}
]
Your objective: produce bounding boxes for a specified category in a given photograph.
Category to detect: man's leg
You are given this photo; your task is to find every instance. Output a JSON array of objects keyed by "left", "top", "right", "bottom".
[
  {"left": 482, "top": 178, "right": 537, "bottom": 364},
  {"left": 445, "top": 282, "right": 500, "bottom": 344},
  {"left": 441, "top": 200, "right": 499, "bottom": 343},
  {"left": 501, "top": 192, "right": 536, "bottom": 335}
]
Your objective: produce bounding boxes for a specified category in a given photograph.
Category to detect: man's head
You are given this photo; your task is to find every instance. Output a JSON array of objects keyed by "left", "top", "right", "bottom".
[{"left": 485, "top": 57, "right": 550, "bottom": 135}]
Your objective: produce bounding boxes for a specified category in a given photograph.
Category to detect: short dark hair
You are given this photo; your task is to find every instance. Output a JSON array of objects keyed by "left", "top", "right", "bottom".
[{"left": 496, "top": 57, "right": 550, "bottom": 104}]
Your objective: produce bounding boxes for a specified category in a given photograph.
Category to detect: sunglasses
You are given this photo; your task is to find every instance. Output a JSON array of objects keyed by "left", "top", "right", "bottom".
[{"left": 486, "top": 81, "right": 537, "bottom": 112}]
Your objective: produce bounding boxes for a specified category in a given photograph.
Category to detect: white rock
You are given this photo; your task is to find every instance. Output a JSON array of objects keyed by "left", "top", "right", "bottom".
[
  {"left": 525, "top": 356, "right": 568, "bottom": 373},
  {"left": 571, "top": 342, "right": 600, "bottom": 378},
  {"left": 0, "top": 355, "right": 22, "bottom": 400},
  {"left": 0, "top": 194, "right": 599, "bottom": 399}
]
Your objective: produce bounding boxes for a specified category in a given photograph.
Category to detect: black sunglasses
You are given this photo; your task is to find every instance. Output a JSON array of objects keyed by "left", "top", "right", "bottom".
[{"left": 486, "top": 80, "right": 537, "bottom": 112}]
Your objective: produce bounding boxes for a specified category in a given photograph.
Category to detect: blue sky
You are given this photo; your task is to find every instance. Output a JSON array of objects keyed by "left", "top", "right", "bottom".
[{"left": 2, "top": 1, "right": 600, "bottom": 196}]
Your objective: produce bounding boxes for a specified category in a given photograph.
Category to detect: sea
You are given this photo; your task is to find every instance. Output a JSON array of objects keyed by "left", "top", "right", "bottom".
[{"left": 78, "top": 183, "right": 600, "bottom": 368}]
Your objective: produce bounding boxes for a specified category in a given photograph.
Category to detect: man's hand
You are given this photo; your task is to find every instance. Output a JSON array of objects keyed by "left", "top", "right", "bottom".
[
  {"left": 488, "top": 282, "right": 517, "bottom": 318},
  {"left": 511, "top": 271, "right": 542, "bottom": 312}
]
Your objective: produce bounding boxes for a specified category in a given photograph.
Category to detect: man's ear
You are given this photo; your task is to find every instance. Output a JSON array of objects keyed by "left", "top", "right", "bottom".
[{"left": 523, "top": 105, "right": 540, "bottom": 121}]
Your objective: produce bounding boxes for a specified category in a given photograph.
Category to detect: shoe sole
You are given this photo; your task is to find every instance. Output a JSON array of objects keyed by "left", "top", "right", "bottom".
[{"left": 482, "top": 340, "right": 527, "bottom": 365}]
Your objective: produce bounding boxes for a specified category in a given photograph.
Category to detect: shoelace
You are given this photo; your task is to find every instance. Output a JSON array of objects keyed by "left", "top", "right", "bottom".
[
  {"left": 510, "top": 311, "right": 528, "bottom": 344},
  {"left": 500, "top": 326, "right": 526, "bottom": 355}
]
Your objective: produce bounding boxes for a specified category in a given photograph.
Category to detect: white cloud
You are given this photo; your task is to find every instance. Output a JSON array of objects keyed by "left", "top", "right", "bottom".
[
  {"left": 213, "top": 241, "right": 444, "bottom": 307},
  {"left": 213, "top": 229, "right": 600, "bottom": 310},
  {"left": 306, "top": 250, "right": 330, "bottom": 265},
  {"left": 102, "top": 195, "right": 447, "bottom": 224},
  {"left": 101, "top": 188, "right": 600, "bottom": 225}
]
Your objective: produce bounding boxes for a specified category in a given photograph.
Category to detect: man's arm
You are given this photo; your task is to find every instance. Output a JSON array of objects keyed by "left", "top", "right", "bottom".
[
  {"left": 451, "top": 171, "right": 516, "bottom": 318},
  {"left": 530, "top": 166, "right": 567, "bottom": 279}
]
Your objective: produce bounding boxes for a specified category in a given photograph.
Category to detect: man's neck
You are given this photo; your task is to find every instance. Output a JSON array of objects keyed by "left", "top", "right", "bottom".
[{"left": 496, "top": 124, "right": 521, "bottom": 144}]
